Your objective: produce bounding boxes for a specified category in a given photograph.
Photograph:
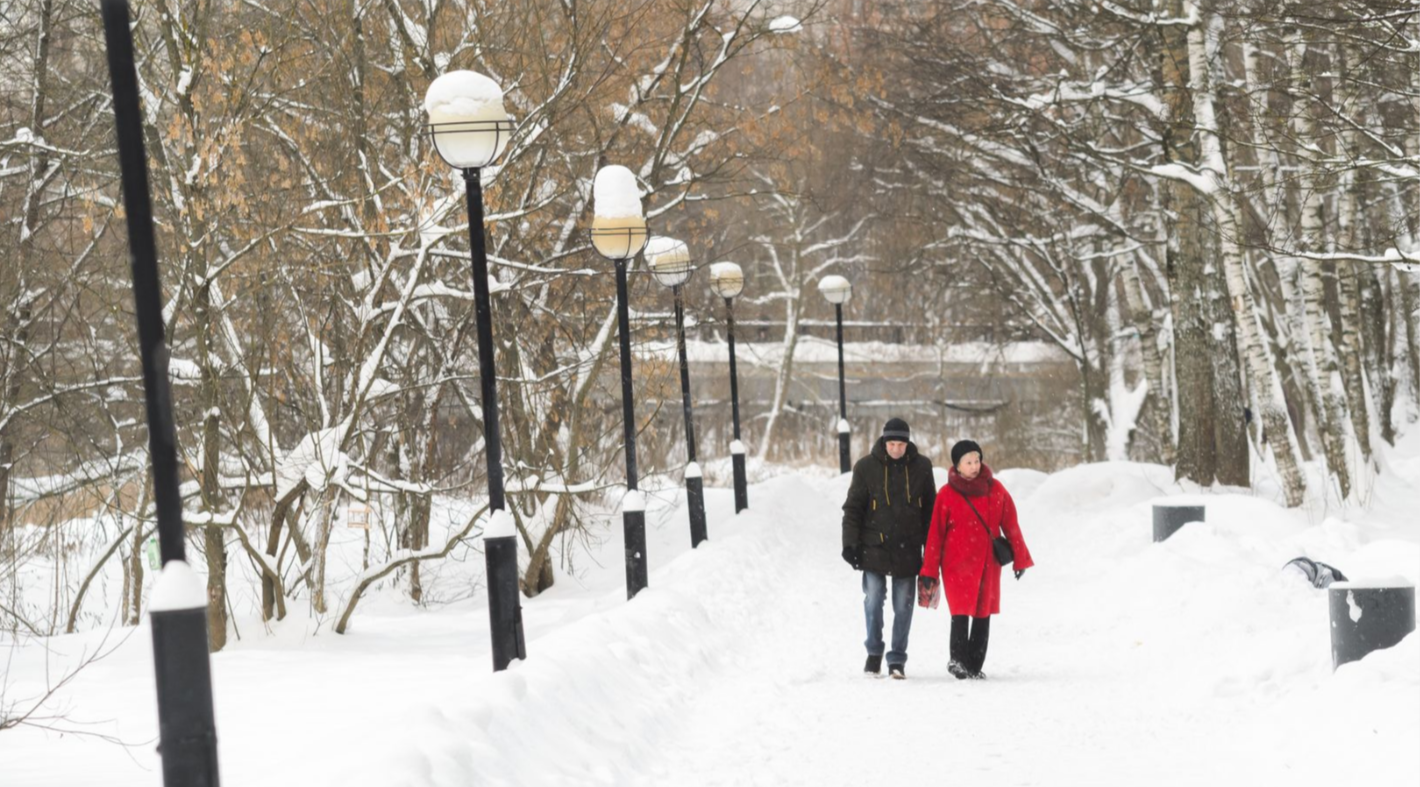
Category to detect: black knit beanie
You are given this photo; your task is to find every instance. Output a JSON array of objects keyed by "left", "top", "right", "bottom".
[
  {"left": 951, "top": 439, "right": 983, "bottom": 468},
  {"left": 882, "top": 417, "right": 910, "bottom": 441}
]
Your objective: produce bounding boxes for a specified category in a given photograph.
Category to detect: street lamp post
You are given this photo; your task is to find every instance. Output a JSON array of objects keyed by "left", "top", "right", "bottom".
[
  {"left": 101, "top": 2, "right": 219, "bottom": 784},
  {"left": 818, "top": 275, "right": 853, "bottom": 474},
  {"left": 709, "top": 263, "right": 748, "bottom": 513},
  {"left": 591, "top": 165, "right": 651, "bottom": 599},
  {"left": 424, "top": 70, "right": 525, "bottom": 671},
  {"left": 646, "top": 237, "right": 707, "bottom": 547}
]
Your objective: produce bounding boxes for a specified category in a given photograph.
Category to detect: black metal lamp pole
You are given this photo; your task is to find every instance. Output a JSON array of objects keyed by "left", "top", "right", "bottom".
[
  {"left": 725, "top": 296, "right": 748, "bottom": 512},
  {"left": 101, "top": 2, "right": 218, "bottom": 784},
  {"left": 835, "top": 302, "right": 851, "bottom": 473},
  {"left": 673, "top": 285, "right": 708, "bottom": 546},
  {"left": 462, "top": 168, "right": 525, "bottom": 671},
  {"left": 613, "top": 256, "right": 649, "bottom": 598},
  {"left": 425, "top": 68, "right": 523, "bottom": 671}
]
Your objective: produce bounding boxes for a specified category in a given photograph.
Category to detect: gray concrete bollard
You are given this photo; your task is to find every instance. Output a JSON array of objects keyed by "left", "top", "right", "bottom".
[
  {"left": 1153, "top": 503, "right": 1205, "bottom": 542},
  {"left": 1328, "top": 580, "right": 1415, "bottom": 670}
]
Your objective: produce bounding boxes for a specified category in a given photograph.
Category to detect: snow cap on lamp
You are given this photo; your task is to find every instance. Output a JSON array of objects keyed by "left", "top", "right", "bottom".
[
  {"left": 423, "top": 70, "right": 512, "bottom": 169},
  {"left": 818, "top": 275, "right": 852, "bottom": 305},
  {"left": 592, "top": 165, "right": 648, "bottom": 259},
  {"left": 709, "top": 261, "right": 745, "bottom": 299},
  {"left": 645, "top": 236, "right": 692, "bottom": 288}
]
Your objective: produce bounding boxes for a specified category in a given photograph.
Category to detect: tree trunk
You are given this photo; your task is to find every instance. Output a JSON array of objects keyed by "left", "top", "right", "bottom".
[
  {"left": 1186, "top": 7, "right": 1306, "bottom": 504},
  {"left": 1160, "top": 2, "right": 1217, "bottom": 484},
  {"left": 1360, "top": 267, "right": 1395, "bottom": 445},
  {"left": 1168, "top": 203, "right": 1218, "bottom": 485},
  {"left": 1120, "top": 252, "right": 1174, "bottom": 463},
  {"left": 759, "top": 284, "right": 801, "bottom": 460},
  {"left": 197, "top": 282, "right": 227, "bottom": 651},
  {"left": 0, "top": 0, "right": 54, "bottom": 536},
  {"left": 1302, "top": 262, "right": 1351, "bottom": 497},
  {"left": 1399, "top": 273, "right": 1420, "bottom": 413},
  {"left": 1206, "top": 251, "right": 1250, "bottom": 487}
]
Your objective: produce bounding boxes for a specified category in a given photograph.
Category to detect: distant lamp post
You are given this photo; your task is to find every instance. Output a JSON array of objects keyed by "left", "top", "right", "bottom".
[
  {"left": 709, "top": 262, "right": 749, "bottom": 513},
  {"left": 646, "top": 237, "right": 707, "bottom": 547},
  {"left": 592, "top": 165, "right": 651, "bottom": 599},
  {"left": 424, "top": 69, "right": 524, "bottom": 670},
  {"left": 818, "top": 275, "right": 853, "bottom": 473}
]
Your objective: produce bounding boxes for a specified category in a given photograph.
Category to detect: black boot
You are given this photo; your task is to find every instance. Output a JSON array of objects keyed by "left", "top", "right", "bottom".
[
  {"left": 966, "top": 616, "right": 991, "bottom": 678},
  {"left": 949, "top": 615, "right": 970, "bottom": 679},
  {"left": 864, "top": 654, "right": 882, "bottom": 676}
]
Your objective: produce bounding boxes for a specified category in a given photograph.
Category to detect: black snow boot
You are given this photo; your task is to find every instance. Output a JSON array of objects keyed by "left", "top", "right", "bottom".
[
  {"left": 864, "top": 654, "right": 883, "bottom": 676},
  {"left": 948, "top": 660, "right": 970, "bottom": 680},
  {"left": 889, "top": 664, "right": 906, "bottom": 680}
]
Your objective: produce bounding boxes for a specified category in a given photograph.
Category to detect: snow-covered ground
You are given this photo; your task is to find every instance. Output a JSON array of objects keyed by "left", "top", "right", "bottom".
[{"left": 3, "top": 447, "right": 1417, "bottom": 785}]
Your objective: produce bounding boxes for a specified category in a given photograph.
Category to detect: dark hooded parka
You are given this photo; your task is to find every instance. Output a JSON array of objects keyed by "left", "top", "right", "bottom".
[{"left": 841, "top": 437, "right": 936, "bottom": 576}]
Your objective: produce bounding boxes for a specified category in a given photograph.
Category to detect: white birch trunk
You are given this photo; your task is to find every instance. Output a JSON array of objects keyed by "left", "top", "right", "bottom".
[{"left": 1187, "top": 6, "right": 1307, "bottom": 505}]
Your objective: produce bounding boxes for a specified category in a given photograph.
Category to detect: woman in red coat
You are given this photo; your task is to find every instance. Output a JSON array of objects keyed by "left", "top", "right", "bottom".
[{"left": 919, "top": 440, "right": 1033, "bottom": 679}]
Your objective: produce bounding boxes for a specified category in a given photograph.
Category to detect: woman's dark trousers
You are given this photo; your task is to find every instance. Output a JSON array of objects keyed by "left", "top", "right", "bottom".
[{"left": 949, "top": 614, "right": 991, "bottom": 673}]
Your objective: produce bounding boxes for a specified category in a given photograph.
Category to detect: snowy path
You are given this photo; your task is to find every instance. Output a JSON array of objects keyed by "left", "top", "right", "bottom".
[
  {"left": 629, "top": 469, "right": 1417, "bottom": 787},
  {"left": 3, "top": 465, "right": 1416, "bottom": 786}
]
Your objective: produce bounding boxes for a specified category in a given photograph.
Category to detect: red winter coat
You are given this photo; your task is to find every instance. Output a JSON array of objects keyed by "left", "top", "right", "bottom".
[{"left": 920, "top": 464, "right": 1034, "bottom": 617}]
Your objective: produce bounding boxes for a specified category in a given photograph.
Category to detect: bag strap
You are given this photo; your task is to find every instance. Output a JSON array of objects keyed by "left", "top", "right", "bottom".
[{"left": 956, "top": 487, "right": 997, "bottom": 542}]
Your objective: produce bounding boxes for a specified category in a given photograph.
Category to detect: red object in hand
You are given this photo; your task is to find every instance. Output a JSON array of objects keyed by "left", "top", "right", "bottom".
[{"left": 917, "top": 576, "right": 940, "bottom": 609}]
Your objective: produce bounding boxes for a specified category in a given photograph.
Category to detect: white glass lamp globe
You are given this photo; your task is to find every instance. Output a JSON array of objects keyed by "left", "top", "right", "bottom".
[
  {"left": 818, "top": 275, "right": 852, "bottom": 305},
  {"left": 591, "top": 165, "right": 648, "bottom": 259},
  {"left": 709, "top": 262, "right": 745, "bottom": 300},
  {"left": 424, "top": 70, "right": 513, "bottom": 169},
  {"left": 645, "top": 237, "right": 692, "bottom": 288}
]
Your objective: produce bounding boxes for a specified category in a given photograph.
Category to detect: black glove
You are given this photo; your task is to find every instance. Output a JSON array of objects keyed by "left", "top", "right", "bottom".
[
  {"left": 842, "top": 545, "right": 863, "bottom": 570},
  {"left": 1014, "top": 568, "right": 1026, "bottom": 580}
]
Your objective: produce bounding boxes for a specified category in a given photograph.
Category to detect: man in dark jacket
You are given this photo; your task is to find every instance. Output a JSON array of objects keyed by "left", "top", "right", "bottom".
[{"left": 841, "top": 417, "right": 936, "bottom": 679}]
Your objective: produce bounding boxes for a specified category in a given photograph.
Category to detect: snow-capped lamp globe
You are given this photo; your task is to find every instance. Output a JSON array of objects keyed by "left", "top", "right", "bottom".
[
  {"left": 591, "top": 165, "right": 649, "bottom": 260},
  {"left": 645, "top": 236, "right": 693, "bottom": 288},
  {"left": 709, "top": 261, "right": 749, "bottom": 512},
  {"left": 709, "top": 261, "right": 745, "bottom": 300},
  {"left": 645, "top": 236, "right": 709, "bottom": 548},
  {"left": 423, "top": 70, "right": 514, "bottom": 170},
  {"left": 421, "top": 67, "right": 525, "bottom": 672},
  {"left": 818, "top": 274, "right": 852, "bottom": 305}
]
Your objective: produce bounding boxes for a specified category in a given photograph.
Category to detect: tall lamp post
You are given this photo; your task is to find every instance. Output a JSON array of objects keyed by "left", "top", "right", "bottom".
[
  {"left": 424, "top": 70, "right": 525, "bottom": 670},
  {"left": 646, "top": 237, "right": 707, "bottom": 547},
  {"left": 101, "top": 2, "right": 219, "bottom": 783},
  {"left": 709, "top": 263, "right": 749, "bottom": 513},
  {"left": 591, "top": 165, "right": 651, "bottom": 599},
  {"left": 818, "top": 275, "right": 853, "bottom": 473}
]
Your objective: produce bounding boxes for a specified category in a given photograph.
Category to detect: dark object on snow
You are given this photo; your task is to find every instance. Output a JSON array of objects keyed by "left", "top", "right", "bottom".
[
  {"left": 889, "top": 664, "right": 905, "bottom": 680},
  {"left": 951, "top": 439, "right": 983, "bottom": 468},
  {"left": 864, "top": 654, "right": 882, "bottom": 675},
  {"left": 1283, "top": 557, "right": 1347, "bottom": 588},
  {"left": 1153, "top": 503, "right": 1205, "bottom": 542},
  {"left": 1328, "top": 582, "right": 1415, "bottom": 670}
]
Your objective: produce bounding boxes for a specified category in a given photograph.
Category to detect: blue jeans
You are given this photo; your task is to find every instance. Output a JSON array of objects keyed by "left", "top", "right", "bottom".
[{"left": 863, "top": 571, "right": 915, "bottom": 666}]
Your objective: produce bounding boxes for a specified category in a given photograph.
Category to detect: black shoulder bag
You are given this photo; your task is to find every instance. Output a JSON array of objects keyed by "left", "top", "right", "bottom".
[{"left": 958, "top": 489, "right": 1014, "bottom": 567}]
